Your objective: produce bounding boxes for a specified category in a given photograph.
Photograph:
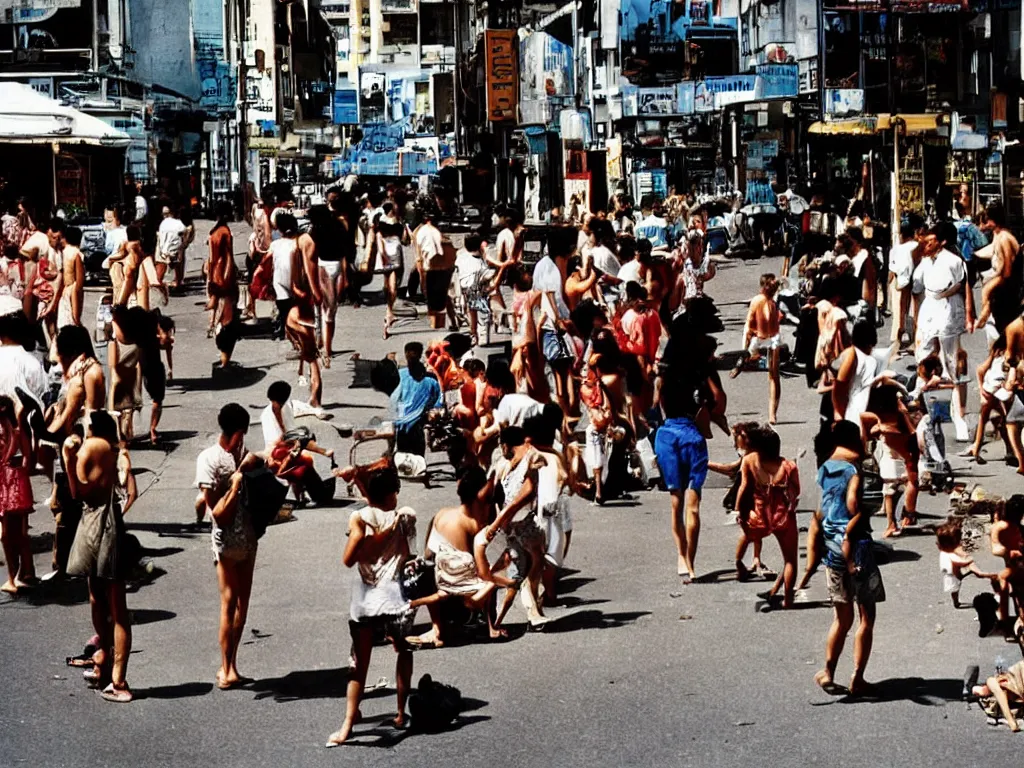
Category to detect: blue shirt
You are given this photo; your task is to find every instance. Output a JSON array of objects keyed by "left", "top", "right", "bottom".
[
  {"left": 634, "top": 214, "right": 668, "bottom": 249},
  {"left": 818, "top": 459, "right": 870, "bottom": 569},
  {"left": 389, "top": 367, "right": 441, "bottom": 434},
  {"left": 955, "top": 219, "right": 988, "bottom": 261}
]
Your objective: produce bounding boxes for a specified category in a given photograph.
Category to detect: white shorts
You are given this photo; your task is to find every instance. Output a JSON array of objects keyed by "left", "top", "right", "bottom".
[
  {"left": 747, "top": 334, "right": 781, "bottom": 356},
  {"left": 877, "top": 448, "right": 906, "bottom": 496},
  {"left": 583, "top": 424, "right": 609, "bottom": 483}
]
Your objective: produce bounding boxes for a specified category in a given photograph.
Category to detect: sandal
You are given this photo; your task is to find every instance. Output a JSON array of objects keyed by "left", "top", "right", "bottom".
[{"left": 100, "top": 683, "right": 133, "bottom": 703}]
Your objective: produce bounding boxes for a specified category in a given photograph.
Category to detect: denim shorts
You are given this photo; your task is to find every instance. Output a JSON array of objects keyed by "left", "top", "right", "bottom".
[
  {"left": 541, "top": 330, "right": 573, "bottom": 363},
  {"left": 653, "top": 417, "right": 708, "bottom": 494}
]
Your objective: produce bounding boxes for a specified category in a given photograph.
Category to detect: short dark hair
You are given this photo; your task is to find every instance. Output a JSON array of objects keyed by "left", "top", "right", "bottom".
[
  {"left": 499, "top": 425, "right": 526, "bottom": 448},
  {"left": 456, "top": 465, "right": 488, "bottom": 505},
  {"left": 464, "top": 234, "right": 483, "bottom": 253},
  {"left": 523, "top": 413, "right": 555, "bottom": 446},
  {"left": 462, "top": 357, "right": 485, "bottom": 377},
  {"left": 624, "top": 281, "right": 648, "bottom": 303},
  {"left": 899, "top": 219, "right": 917, "bottom": 239},
  {"left": 845, "top": 226, "right": 864, "bottom": 245},
  {"left": 405, "top": 341, "right": 424, "bottom": 358},
  {"left": 748, "top": 425, "right": 781, "bottom": 461},
  {"left": 47, "top": 218, "right": 65, "bottom": 235},
  {"left": 366, "top": 465, "right": 401, "bottom": 504},
  {"left": 88, "top": 410, "right": 118, "bottom": 443},
  {"left": 830, "top": 419, "right": 863, "bottom": 455},
  {"left": 851, "top": 319, "right": 876, "bottom": 350},
  {"left": 267, "top": 381, "right": 291, "bottom": 404},
  {"left": 985, "top": 202, "right": 1007, "bottom": 229},
  {"left": 917, "top": 355, "right": 943, "bottom": 379},
  {"left": 64, "top": 226, "right": 83, "bottom": 247},
  {"left": 126, "top": 225, "right": 142, "bottom": 242},
  {"left": 56, "top": 325, "right": 94, "bottom": 362},
  {"left": 218, "top": 403, "right": 250, "bottom": 437},
  {"left": 275, "top": 212, "right": 298, "bottom": 237},
  {"left": 547, "top": 226, "right": 577, "bottom": 259}
]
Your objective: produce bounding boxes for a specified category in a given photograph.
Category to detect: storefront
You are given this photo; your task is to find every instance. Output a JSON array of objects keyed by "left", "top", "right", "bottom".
[{"left": 0, "top": 83, "right": 130, "bottom": 216}]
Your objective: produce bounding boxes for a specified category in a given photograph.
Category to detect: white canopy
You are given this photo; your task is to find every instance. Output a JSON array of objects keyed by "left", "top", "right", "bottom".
[{"left": 0, "top": 82, "right": 131, "bottom": 148}]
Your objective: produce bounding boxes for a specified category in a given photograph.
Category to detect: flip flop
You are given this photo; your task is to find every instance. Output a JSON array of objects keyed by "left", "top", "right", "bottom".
[{"left": 100, "top": 683, "right": 133, "bottom": 703}]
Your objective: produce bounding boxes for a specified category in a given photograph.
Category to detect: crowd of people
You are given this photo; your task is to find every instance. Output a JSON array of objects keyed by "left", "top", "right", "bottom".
[{"left": 2, "top": 175, "right": 1024, "bottom": 737}]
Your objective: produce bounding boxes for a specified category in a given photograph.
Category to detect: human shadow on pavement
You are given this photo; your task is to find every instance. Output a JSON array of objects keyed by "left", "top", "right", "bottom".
[
  {"left": 127, "top": 521, "right": 207, "bottom": 539},
  {"left": 557, "top": 576, "right": 596, "bottom": 594},
  {"left": 343, "top": 697, "right": 491, "bottom": 749},
  {"left": 693, "top": 568, "right": 740, "bottom": 584},
  {"left": 131, "top": 430, "right": 199, "bottom": 451},
  {"left": 135, "top": 681, "right": 215, "bottom": 700},
  {"left": 248, "top": 667, "right": 394, "bottom": 702},
  {"left": 537, "top": 609, "right": 651, "bottom": 633},
  {"left": 836, "top": 676, "right": 962, "bottom": 706},
  {"left": 169, "top": 365, "right": 268, "bottom": 392},
  {"left": 130, "top": 608, "right": 177, "bottom": 626}
]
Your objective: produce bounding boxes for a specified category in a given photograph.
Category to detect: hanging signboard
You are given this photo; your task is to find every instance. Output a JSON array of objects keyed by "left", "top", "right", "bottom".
[
  {"left": 637, "top": 86, "right": 677, "bottom": 115},
  {"left": 332, "top": 88, "right": 358, "bottom": 124},
  {"left": 702, "top": 75, "right": 757, "bottom": 107},
  {"left": 755, "top": 64, "right": 798, "bottom": 99},
  {"left": 485, "top": 29, "right": 518, "bottom": 122},
  {"left": 825, "top": 88, "right": 865, "bottom": 117}
]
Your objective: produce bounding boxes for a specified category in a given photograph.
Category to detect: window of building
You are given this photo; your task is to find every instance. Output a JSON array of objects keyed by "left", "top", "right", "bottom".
[
  {"left": 382, "top": 14, "right": 417, "bottom": 47},
  {"left": 420, "top": 6, "right": 454, "bottom": 47}
]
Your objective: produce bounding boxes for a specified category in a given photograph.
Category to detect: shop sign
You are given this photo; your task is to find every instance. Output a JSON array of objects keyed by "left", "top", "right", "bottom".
[
  {"left": 825, "top": 88, "right": 864, "bottom": 117},
  {"left": 565, "top": 173, "right": 592, "bottom": 213},
  {"left": 485, "top": 29, "right": 518, "bottom": 122},
  {"left": 746, "top": 139, "right": 779, "bottom": 171},
  {"left": 198, "top": 58, "right": 237, "bottom": 114},
  {"left": 755, "top": 64, "right": 798, "bottom": 99},
  {"left": 332, "top": 89, "right": 358, "bottom": 125},
  {"left": 675, "top": 82, "right": 695, "bottom": 114},
  {"left": 637, "top": 86, "right": 677, "bottom": 115},
  {"left": 701, "top": 75, "right": 757, "bottom": 107}
]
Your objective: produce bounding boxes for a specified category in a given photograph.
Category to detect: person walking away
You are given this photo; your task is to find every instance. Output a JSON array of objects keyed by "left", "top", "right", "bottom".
[
  {"left": 734, "top": 424, "right": 801, "bottom": 606},
  {"left": 814, "top": 420, "right": 884, "bottom": 696},
  {"left": 269, "top": 212, "right": 299, "bottom": 342},
  {"left": 655, "top": 302, "right": 728, "bottom": 581},
  {"left": 326, "top": 465, "right": 416, "bottom": 747},
  {"left": 832, "top": 320, "right": 883, "bottom": 427},
  {"left": 634, "top": 196, "right": 669, "bottom": 251},
  {"left": 156, "top": 205, "right": 186, "bottom": 291},
  {"left": 208, "top": 202, "right": 241, "bottom": 368},
  {"left": 64, "top": 411, "right": 133, "bottom": 702},
  {"left": 0, "top": 395, "right": 35, "bottom": 593},
  {"left": 195, "top": 403, "right": 262, "bottom": 689},
  {"left": 416, "top": 203, "right": 458, "bottom": 331},
  {"left": 306, "top": 205, "right": 342, "bottom": 364},
  {"left": 731, "top": 273, "right": 783, "bottom": 425},
  {"left": 288, "top": 212, "right": 324, "bottom": 407},
  {"left": 912, "top": 224, "right": 974, "bottom": 441}
]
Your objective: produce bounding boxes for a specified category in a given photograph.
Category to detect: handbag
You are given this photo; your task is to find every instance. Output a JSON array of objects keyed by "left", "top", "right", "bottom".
[
  {"left": 399, "top": 556, "right": 437, "bottom": 602},
  {"left": 66, "top": 498, "right": 111, "bottom": 578}
]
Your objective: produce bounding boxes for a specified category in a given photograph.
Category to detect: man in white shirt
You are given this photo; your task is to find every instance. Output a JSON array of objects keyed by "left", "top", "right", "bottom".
[
  {"left": 133, "top": 184, "right": 148, "bottom": 222},
  {"left": 533, "top": 229, "right": 577, "bottom": 412},
  {"left": 496, "top": 392, "right": 543, "bottom": 428},
  {"left": 913, "top": 224, "right": 974, "bottom": 441},
  {"left": 156, "top": 206, "right": 187, "bottom": 289}
]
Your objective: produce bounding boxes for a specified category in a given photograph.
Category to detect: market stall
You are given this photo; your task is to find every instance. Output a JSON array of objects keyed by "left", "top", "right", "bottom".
[{"left": 0, "top": 83, "right": 130, "bottom": 216}]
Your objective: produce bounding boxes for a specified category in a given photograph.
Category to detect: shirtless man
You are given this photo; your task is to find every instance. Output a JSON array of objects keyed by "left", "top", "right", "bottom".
[
  {"left": 974, "top": 202, "right": 1020, "bottom": 336},
  {"left": 63, "top": 411, "right": 133, "bottom": 702},
  {"left": 405, "top": 466, "right": 505, "bottom": 647},
  {"left": 289, "top": 212, "right": 324, "bottom": 407},
  {"left": 990, "top": 495, "right": 1024, "bottom": 634},
  {"left": 732, "top": 273, "right": 782, "bottom": 424},
  {"left": 115, "top": 225, "right": 164, "bottom": 311},
  {"left": 57, "top": 227, "right": 85, "bottom": 331},
  {"left": 860, "top": 384, "right": 920, "bottom": 537},
  {"left": 21, "top": 218, "right": 64, "bottom": 320},
  {"left": 208, "top": 202, "right": 241, "bottom": 368}
]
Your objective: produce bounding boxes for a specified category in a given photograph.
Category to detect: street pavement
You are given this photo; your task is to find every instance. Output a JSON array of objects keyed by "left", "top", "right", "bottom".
[{"left": 2, "top": 223, "right": 1023, "bottom": 767}]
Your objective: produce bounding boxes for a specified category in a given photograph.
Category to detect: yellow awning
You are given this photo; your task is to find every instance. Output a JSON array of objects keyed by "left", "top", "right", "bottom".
[{"left": 809, "top": 113, "right": 947, "bottom": 136}]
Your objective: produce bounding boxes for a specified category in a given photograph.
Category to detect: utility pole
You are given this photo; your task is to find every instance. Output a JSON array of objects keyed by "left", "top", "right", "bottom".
[{"left": 237, "top": 0, "right": 249, "bottom": 204}]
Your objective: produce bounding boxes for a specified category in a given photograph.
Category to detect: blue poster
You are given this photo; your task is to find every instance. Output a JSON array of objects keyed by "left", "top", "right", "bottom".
[
  {"left": 756, "top": 64, "right": 798, "bottom": 99},
  {"left": 332, "top": 88, "right": 358, "bottom": 124}
]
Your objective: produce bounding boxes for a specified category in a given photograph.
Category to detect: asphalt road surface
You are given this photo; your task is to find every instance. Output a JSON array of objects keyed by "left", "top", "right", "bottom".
[{"left": 2, "top": 223, "right": 1022, "bottom": 767}]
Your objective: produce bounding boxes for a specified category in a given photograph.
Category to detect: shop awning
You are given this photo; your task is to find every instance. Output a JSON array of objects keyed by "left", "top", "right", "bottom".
[
  {"left": 809, "top": 113, "right": 947, "bottom": 136},
  {"left": 0, "top": 82, "right": 131, "bottom": 148}
]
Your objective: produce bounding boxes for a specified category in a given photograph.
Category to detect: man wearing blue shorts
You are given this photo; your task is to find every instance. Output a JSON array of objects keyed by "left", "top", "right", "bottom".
[{"left": 654, "top": 299, "right": 727, "bottom": 582}]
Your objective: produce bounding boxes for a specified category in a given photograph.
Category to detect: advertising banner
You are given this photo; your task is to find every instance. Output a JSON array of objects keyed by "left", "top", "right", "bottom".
[
  {"left": 485, "top": 29, "right": 518, "bottom": 122},
  {"left": 755, "top": 64, "right": 798, "bottom": 99}
]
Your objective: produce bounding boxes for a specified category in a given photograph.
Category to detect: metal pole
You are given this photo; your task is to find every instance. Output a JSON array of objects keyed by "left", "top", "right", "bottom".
[
  {"left": 237, "top": 0, "right": 249, "bottom": 202},
  {"left": 452, "top": 0, "right": 462, "bottom": 158},
  {"left": 91, "top": 0, "right": 100, "bottom": 71}
]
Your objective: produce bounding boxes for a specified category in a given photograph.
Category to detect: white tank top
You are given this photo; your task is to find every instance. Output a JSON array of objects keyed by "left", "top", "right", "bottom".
[{"left": 844, "top": 347, "right": 877, "bottom": 425}]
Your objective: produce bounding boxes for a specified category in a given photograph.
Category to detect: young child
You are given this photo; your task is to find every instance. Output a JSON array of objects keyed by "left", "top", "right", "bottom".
[
  {"left": 908, "top": 355, "right": 953, "bottom": 489},
  {"left": 935, "top": 517, "right": 996, "bottom": 608},
  {"left": 990, "top": 495, "right": 1024, "bottom": 632},
  {"left": 732, "top": 273, "right": 782, "bottom": 424},
  {"left": 0, "top": 395, "right": 35, "bottom": 594}
]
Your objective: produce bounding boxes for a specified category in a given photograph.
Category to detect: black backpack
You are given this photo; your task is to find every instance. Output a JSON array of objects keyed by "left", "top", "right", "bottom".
[{"left": 408, "top": 674, "right": 462, "bottom": 732}]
